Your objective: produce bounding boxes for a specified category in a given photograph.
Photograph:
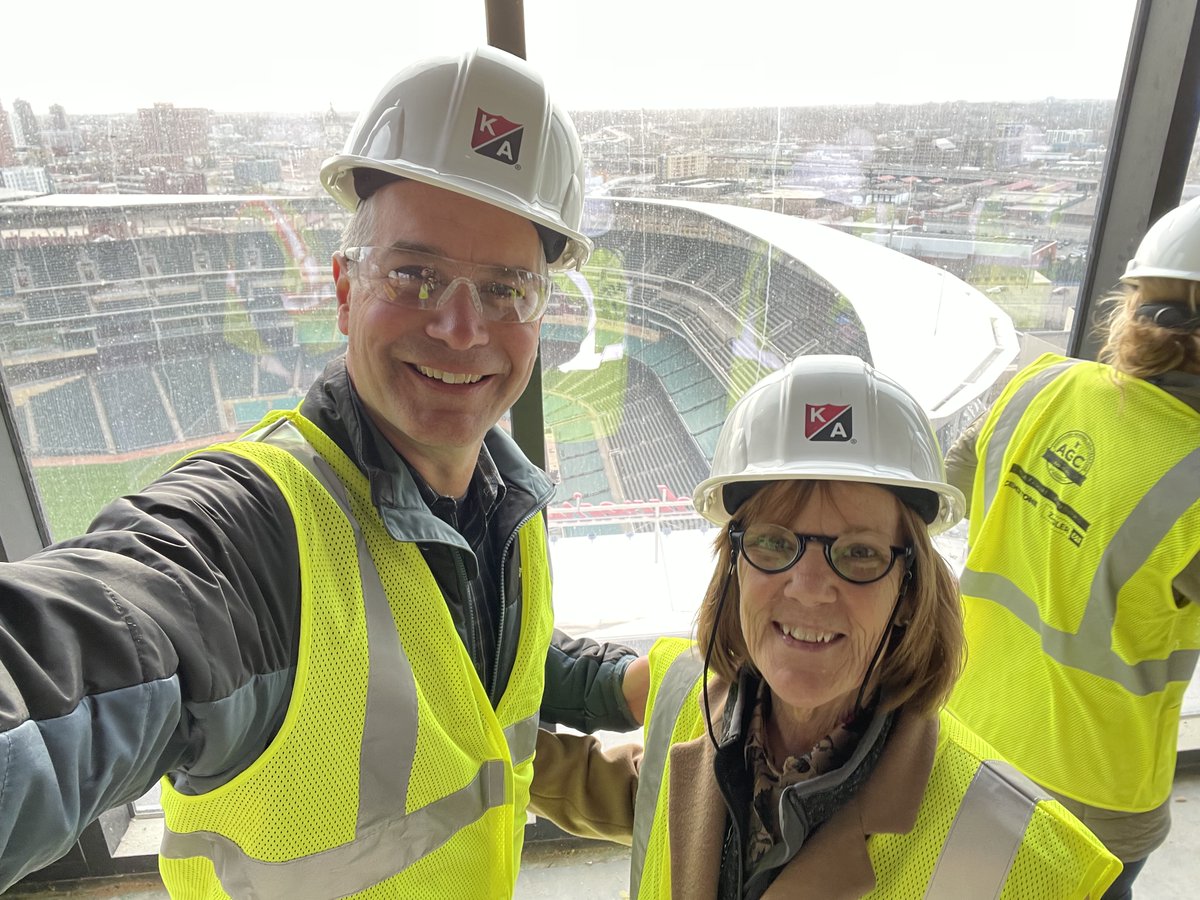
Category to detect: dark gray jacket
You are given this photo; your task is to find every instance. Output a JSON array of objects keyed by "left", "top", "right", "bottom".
[{"left": 0, "top": 357, "right": 636, "bottom": 891}]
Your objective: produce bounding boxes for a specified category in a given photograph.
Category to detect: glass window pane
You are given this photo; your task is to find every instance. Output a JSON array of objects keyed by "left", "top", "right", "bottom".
[
  {"left": 0, "top": 0, "right": 483, "bottom": 836},
  {"left": 1184, "top": 128, "right": 1200, "bottom": 199},
  {"left": 528, "top": 0, "right": 1137, "bottom": 644},
  {"left": 3, "top": 1, "right": 1185, "bottom": 887},
  {"left": 0, "top": 3, "right": 484, "bottom": 540}
]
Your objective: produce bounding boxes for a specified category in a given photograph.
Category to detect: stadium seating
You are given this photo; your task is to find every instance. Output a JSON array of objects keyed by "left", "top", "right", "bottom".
[
  {"left": 26, "top": 376, "right": 108, "bottom": 455},
  {"left": 5, "top": 197, "right": 878, "bottom": 534}
]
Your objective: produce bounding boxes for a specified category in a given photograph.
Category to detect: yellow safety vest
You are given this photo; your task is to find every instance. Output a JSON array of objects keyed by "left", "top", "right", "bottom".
[
  {"left": 158, "top": 411, "right": 553, "bottom": 899},
  {"left": 947, "top": 353, "right": 1200, "bottom": 812},
  {"left": 633, "top": 638, "right": 1118, "bottom": 899}
]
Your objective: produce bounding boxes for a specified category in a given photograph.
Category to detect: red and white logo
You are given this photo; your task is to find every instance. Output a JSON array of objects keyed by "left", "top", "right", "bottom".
[
  {"left": 472, "top": 109, "right": 523, "bottom": 166},
  {"left": 804, "top": 404, "right": 853, "bottom": 441}
]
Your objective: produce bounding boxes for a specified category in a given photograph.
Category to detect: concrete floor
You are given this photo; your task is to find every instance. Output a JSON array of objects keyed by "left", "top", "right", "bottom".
[
  {"left": 1137, "top": 765, "right": 1200, "bottom": 899},
  {"left": 8, "top": 766, "right": 1199, "bottom": 899}
]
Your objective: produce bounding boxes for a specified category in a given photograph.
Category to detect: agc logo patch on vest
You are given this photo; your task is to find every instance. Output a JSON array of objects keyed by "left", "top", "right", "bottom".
[{"left": 1043, "top": 430, "right": 1095, "bottom": 486}]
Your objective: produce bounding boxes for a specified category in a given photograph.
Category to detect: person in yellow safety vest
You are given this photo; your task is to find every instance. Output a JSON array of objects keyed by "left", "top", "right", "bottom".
[
  {"left": 0, "top": 47, "right": 650, "bottom": 896},
  {"left": 531, "top": 354, "right": 1122, "bottom": 899},
  {"left": 944, "top": 195, "right": 1200, "bottom": 900}
]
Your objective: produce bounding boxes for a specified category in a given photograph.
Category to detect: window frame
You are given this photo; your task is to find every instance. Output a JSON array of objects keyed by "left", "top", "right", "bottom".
[
  {"left": 5, "top": 0, "right": 1200, "bottom": 886},
  {"left": 1071, "top": 0, "right": 1200, "bottom": 359}
]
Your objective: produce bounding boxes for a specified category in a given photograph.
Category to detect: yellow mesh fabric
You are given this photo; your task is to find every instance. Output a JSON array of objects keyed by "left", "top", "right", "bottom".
[
  {"left": 950, "top": 354, "right": 1200, "bottom": 811},
  {"left": 631, "top": 639, "right": 1117, "bottom": 898},
  {"left": 867, "top": 714, "right": 1118, "bottom": 899},
  {"left": 1113, "top": 533, "right": 1200, "bottom": 662},
  {"left": 162, "top": 437, "right": 369, "bottom": 859},
  {"left": 637, "top": 638, "right": 707, "bottom": 900},
  {"left": 359, "top": 811, "right": 513, "bottom": 900},
  {"left": 865, "top": 723, "right": 972, "bottom": 898},
  {"left": 1005, "top": 801, "right": 1122, "bottom": 900},
  {"left": 160, "top": 410, "right": 553, "bottom": 898},
  {"left": 156, "top": 857, "right": 221, "bottom": 900},
  {"left": 502, "top": 520, "right": 554, "bottom": 863}
]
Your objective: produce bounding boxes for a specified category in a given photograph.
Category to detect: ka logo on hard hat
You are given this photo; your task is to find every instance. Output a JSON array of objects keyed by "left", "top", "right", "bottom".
[
  {"left": 472, "top": 109, "right": 523, "bottom": 166},
  {"left": 805, "top": 404, "right": 853, "bottom": 441}
]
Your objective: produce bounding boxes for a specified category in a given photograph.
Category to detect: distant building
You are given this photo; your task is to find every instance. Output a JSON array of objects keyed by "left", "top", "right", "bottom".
[
  {"left": 234, "top": 158, "right": 284, "bottom": 188},
  {"left": 856, "top": 230, "right": 1056, "bottom": 272},
  {"left": 42, "top": 129, "right": 81, "bottom": 154},
  {"left": 1046, "top": 128, "right": 1102, "bottom": 150},
  {"left": 12, "top": 99, "right": 41, "bottom": 148},
  {"left": 959, "top": 135, "right": 1022, "bottom": 169},
  {"left": 322, "top": 104, "right": 351, "bottom": 146},
  {"left": 745, "top": 186, "right": 828, "bottom": 216},
  {"left": 49, "top": 104, "right": 68, "bottom": 131},
  {"left": 2, "top": 165, "right": 52, "bottom": 194},
  {"left": 114, "top": 168, "right": 206, "bottom": 194},
  {"left": 138, "top": 103, "right": 210, "bottom": 160},
  {"left": 0, "top": 103, "right": 16, "bottom": 166},
  {"left": 658, "top": 151, "right": 708, "bottom": 181}
]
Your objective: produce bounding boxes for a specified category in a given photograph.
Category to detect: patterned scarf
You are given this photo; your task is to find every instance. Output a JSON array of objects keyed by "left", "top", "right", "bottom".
[{"left": 743, "top": 680, "right": 871, "bottom": 867}]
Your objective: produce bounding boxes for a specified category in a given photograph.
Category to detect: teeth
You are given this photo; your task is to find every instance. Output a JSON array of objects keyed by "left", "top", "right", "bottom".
[
  {"left": 417, "top": 365, "right": 482, "bottom": 385},
  {"left": 781, "top": 625, "right": 837, "bottom": 644}
]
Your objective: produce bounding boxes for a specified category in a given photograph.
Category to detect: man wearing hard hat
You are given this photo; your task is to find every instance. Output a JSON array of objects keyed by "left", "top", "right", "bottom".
[{"left": 0, "top": 47, "right": 645, "bottom": 897}]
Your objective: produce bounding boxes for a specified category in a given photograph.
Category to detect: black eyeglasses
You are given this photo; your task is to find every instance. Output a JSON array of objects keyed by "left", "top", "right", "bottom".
[{"left": 730, "top": 522, "right": 913, "bottom": 585}]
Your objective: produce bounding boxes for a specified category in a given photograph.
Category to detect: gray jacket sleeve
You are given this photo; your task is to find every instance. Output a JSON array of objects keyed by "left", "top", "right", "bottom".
[
  {"left": 944, "top": 412, "right": 987, "bottom": 517},
  {"left": 0, "top": 444, "right": 637, "bottom": 889},
  {"left": 542, "top": 629, "right": 639, "bottom": 733},
  {"left": 0, "top": 452, "right": 300, "bottom": 891}
]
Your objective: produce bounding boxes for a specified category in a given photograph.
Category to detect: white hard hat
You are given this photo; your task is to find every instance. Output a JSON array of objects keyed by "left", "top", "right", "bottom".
[
  {"left": 1121, "top": 195, "right": 1200, "bottom": 283},
  {"left": 320, "top": 46, "right": 592, "bottom": 270},
  {"left": 693, "top": 355, "right": 965, "bottom": 535}
]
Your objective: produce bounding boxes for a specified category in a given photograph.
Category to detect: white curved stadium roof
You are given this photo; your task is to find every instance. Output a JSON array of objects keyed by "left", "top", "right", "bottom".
[{"left": 634, "top": 198, "right": 1019, "bottom": 426}]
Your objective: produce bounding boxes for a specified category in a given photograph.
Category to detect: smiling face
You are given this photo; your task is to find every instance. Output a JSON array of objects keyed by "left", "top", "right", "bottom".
[
  {"left": 334, "top": 179, "right": 544, "bottom": 494},
  {"left": 737, "top": 480, "right": 908, "bottom": 744}
]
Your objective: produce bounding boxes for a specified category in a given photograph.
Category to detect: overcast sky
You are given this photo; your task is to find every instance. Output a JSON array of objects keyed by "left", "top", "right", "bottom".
[{"left": 1, "top": 0, "right": 1137, "bottom": 115}]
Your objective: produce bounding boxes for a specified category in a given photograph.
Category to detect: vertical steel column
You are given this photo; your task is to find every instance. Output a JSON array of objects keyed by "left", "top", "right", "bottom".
[
  {"left": 1072, "top": 0, "right": 1200, "bottom": 360},
  {"left": 0, "top": 360, "right": 50, "bottom": 561},
  {"left": 484, "top": 0, "right": 548, "bottom": 469}
]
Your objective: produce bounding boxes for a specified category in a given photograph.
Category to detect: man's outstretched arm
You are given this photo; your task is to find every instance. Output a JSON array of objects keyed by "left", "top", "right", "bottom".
[
  {"left": 0, "top": 452, "right": 300, "bottom": 890},
  {"left": 542, "top": 629, "right": 647, "bottom": 732}
]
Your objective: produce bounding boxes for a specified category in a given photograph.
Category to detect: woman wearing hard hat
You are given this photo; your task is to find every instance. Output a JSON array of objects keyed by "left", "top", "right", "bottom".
[
  {"left": 531, "top": 354, "right": 1121, "bottom": 898},
  {"left": 945, "top": 195, "right": 1200, "bottom": 900}
]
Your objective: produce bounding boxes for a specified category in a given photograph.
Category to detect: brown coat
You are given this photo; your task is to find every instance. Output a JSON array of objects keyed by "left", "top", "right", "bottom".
[
  {"left": 533, "top": 675, "right": 1118, "bottom": 899},
  {"left": 530, "top": 679, "right": 938, "bottom": 899}
]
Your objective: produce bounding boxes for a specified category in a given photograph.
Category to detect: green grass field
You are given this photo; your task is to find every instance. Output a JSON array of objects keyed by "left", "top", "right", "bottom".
[
  {"left": 29, "top": 391, "right": 604, "bottom": 542},
  {"left": 34, "top": 449, "right": 187, "bottom": 541}
]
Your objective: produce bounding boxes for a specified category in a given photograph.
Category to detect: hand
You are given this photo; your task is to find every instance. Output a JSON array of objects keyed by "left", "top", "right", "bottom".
[{"left": 621, "top": 655, "right": 650, "bottom": 726}]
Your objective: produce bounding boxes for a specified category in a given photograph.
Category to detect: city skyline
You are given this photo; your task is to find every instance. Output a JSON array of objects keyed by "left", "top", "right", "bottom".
[{"left": 3, "top": 0, "right": 1137, "bottom": 114}]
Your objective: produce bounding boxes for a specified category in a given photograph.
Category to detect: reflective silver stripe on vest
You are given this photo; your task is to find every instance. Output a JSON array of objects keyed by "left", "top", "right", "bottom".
[
  {"left": 161, "top": 420, "right": 528, "bottom": 898},
  {"left": 505, "top": 715, "right": 538, "bottom": 766},
  {"left": 923, "top": 759, "right": 1043, "bottom": 899},
  {"left": 630, "top": 646, "right": 704, "bottom": 900},
  {"left": 161, "top": 761, "right": 506, "bottom": 900},
  {"left": 980, "top": 359, "right": 1079, "bottom": 519},
  {"left": 968, "top": 394, "right": 1200, "bottom": 694}
]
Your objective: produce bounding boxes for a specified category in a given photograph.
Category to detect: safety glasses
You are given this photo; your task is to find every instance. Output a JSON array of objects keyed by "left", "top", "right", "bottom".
[{"left": 342, "top": 245, "right": 552, "bottom": 323}]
